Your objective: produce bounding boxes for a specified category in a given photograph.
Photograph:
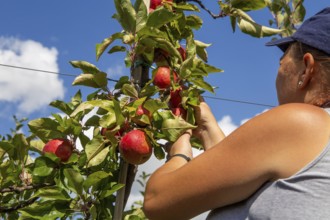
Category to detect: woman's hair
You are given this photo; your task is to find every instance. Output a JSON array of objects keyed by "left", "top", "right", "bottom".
[
  {"left": 290, "top": 41, "right": 330, "bottom": 107},
  {"left": 290, "top": 41, "right": 330, "bottom": 71}
]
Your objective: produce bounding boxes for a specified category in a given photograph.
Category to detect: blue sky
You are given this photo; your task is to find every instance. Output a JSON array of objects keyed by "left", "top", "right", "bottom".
[{"left": 0, "top": 1, "right": 329, "bottom": 219}]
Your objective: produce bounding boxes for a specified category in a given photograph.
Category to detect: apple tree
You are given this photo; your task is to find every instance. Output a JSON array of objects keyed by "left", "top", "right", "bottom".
[{"left": 0, "top": 0, "right": 306, "bottom": 219}]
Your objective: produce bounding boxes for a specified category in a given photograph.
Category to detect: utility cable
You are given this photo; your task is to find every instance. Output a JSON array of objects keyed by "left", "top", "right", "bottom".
[
  {"left": 0, "top": 63, "right": 119, "bottom": 82},
  {"left": 0, "top": 63, "right": 275, "bottom": 108}
]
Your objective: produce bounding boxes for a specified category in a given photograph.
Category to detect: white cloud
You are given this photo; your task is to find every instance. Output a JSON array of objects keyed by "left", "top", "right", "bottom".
[
  {"left": 106, "top": 64, "right": 125, "bottom": 78},
  {"left": 0, "top": 37, "right": 65, "bottom": 115},
  {"left": 218, "top": 115, "right": 239, "bottom": 135}
]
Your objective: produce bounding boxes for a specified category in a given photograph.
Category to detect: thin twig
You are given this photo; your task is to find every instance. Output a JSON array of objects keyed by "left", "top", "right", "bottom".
[
  {"left": 0, "top": 183, "right": 55, "bottom": 194},
  {"left": 0, "top": 197, "right": 38, "bottom": 213},
  {"left": 186, "top": 0, "right": 226, "bottom": 19}
]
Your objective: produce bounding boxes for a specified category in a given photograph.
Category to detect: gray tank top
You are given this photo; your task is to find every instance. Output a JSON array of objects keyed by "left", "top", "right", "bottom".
[{"left": 207, "top": 108, "right": 330, "bottom": 220}]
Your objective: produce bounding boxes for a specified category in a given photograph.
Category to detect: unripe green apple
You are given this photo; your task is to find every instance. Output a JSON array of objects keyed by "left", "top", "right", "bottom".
[
  {"left": 119, "top": 130, "right": 152, "bottom": 165},
  {"left": 43, "top": 138, "right": 73, "bottom": 162}
]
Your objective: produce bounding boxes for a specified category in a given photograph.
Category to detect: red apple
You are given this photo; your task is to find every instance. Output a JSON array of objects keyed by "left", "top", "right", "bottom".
[
  {"left": 136, "top": 105, "right": 150, "bottom": 116},
  {"left": 169, "top": 87, "right": 183, "bottom": 108},
  {"left": 153, "top": 66, "right": 178, "bottom": 89},
  {"left": 150, "top": 0, "right": 173, "bottom": 9},
  {"left": 178, "top": 46, "right": 186, "bottom": 61},
  {"left": 119, "top": 130, "right": 152, "bottom": 165},
  {"left": 171, "top": 107, "right": 187, "bottom": 118},
  {"left": 101, "top": 121, "right": 130, "bottom": 138},
  {"left": 43, "top": 138, "right": 73, "bottom": 162},
  {"left": 150, "top": 0, "right": 162, "bottom": 9}
]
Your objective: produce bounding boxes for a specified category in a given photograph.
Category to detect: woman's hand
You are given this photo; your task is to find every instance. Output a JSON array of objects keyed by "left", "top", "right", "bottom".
[
  {"left": 194, "top": 101, "right": 226, "bottom": 150},
  {"left": 165, "top": 129, "right": 193, "bottom": 163}
]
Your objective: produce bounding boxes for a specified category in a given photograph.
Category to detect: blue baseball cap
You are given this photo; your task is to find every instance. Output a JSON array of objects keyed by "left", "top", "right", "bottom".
[{"left": 266, "top": 7, "right": 330, "bottom": 55}]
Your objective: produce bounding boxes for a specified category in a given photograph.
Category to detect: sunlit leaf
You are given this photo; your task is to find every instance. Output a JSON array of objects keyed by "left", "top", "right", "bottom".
[
  {"left": 146, "top": 8, "right": 181, "bottom": 29},
  {"left": 87, "top": 147, "right": 110, "bottom": 167},
  {"left": 70, "top": 100, "right": 114, "bottom": 117},
  {"left": 96, "top": 32, "right": 125, "bottom": 60},
  {"left": 72, "top": 72, "right": 108, "bottom": 88},
  {"left": 186, "top": 15, "right": 203, "bottom": 30},
  {"left": 32, "top": 157, "right": 55, "bottom": 177},
  {"left": 114, "top": 0, "right": 136, "bottom": 32},
  {"left": 231, "top": 0, "right": 266, "bottom": 11},
  {"left": 85, "top": 136, "right": 106, "bottom": 162},
  {"left": 122, "top": 84, "right": 139, "bottom": 98},
  {"left": 161, "top": 115, "right": 195, "bottom": 142},
  {"left": 70, "top": 60, "right": 101, "bottom": 74},
  {"left": 34, "top": 186, "right": 71, "bottom": 201},
  {"left": 135, "top": 0, "right": 148, "bottom": 32}
]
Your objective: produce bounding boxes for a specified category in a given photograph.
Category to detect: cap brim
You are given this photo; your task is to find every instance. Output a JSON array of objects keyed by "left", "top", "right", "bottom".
[{"left": 265, "top": 36, "right": 295, "bottom": 52}]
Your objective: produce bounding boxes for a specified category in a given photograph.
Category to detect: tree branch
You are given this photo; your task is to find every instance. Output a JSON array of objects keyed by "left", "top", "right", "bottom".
[
  {"left": 0, "top": 183, "right": 55, "bottom": 194},
  {"left": 0, "top": 197, "right": 38, "bottom": 213},
  {"left": 186, "top": 0, "right": 227, "bottom": 19}
]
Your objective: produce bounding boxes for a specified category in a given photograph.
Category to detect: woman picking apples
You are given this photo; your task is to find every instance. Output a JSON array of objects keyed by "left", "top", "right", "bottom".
[{"left": 143, "top": 8, "right": 330, "bottom": 219}]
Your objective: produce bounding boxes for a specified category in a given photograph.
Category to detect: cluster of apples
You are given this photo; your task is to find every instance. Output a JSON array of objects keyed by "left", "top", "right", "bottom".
[
  {"left": 153, "top": 44, "right": 187, "bottom": 116},
  {"left": 42, "top": 0, "right": 186, "bottom": 165}
]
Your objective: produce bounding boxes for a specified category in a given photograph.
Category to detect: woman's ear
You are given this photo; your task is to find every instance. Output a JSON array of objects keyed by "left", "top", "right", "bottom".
[{"left": 298, "top": 53, "right": 315, "bottom": 88}]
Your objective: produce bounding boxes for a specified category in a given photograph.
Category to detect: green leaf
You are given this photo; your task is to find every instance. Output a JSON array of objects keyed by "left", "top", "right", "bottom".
[
  {"left": 108, "top": 45, "right": 126, "bottom": 54},
  {"left": 114, "top": 0, "right": 137, "bottom": 32},
  {"left": 186, "top": 15, "right": 203, "bottom": 30},
  {"left": 173, "top": 3, "right": 200, "bottom": 11},
  {"left": 96, "top": 33, "right": 125, "bottom": 60},
  {"left": 99, "top": 112, "right": 117, "bottom": 128},
  {"left": 143, "top": 99, "right": 168, "bottom": 114},
  {"left": 162, "top": 116, "right": 195, "bottom": 142},
  {"left": 70, "top": 100, "right": 114, "bottom": 117},
  {"left": 146, "top": 8, "right": 181, "bottom": 29},
  {"left": 154, "top": 146, "right": 165, "bottom": 160},
  {"left": 292, "top": 2, "right": 305, "bottom": 24},
  {"left": 134, "top": 0, "right": 148, "bottom": 32},
  {"left": 115, "top": 76, "right": 130, "bottom": 89},
  {"left": 87, "top": 147, "right": 110, "bottom": 168},
  {"left": 122, "top": 84, "right": 139, "bottom": 98},
  {"left": 237, "top": 17, "right": 283, "bottom": 37},
  {"left": 137, "top": 26, "right": 167, "bottom": 39},
  {"left": 204, "top": 63, "right": 224, "bottom": 73},
  {"left": 72, "top": 72, "right": 108, "bottom": 88},
  {"left": 63, "top": 168, "right": 84, "bottom": 195},
  {"left": 231, "top": 0, "right": 266, "bottom": 11},
  {"left": 113, "top": 99, "right": 126, "bottom": 126},
  {"left": 29, "top": 139, "right": 44, "bottom": 153},
  {"left": 32, "top": 157, "right": 55, "bottom": 177},
  {"left": 19, "top": 200, "right": 68, "bottom": 220},
  {"left": 83, "top": 171, "right": 111, "bottom": 192},
  {"left": 71, "top": 89, "right": 82, "bottom": 106},
  {"left": 70, "top": 60, "right": 101, "bottom": 74},
  {"left": 191, "top": 77, "right": 215, "bottom": 93},
  {"left": 195, "top": 40, "right": 211, "bottom": 62},
  {"left": 49, "top": 100, "right": 73, "bottom": 115},
  {"left": 100, "top": 183, "right": 125, "bottom": 199},
  {"left": 34, "top": 186, "right": 70, "bottom": 201},
  {"left": 85, "top": 136, "right": 106, "bottom": 162},
  {"left": 0, "top": 141, "right": 14, "bottom": 157},
  {"left": 28, "top": 118, "right": 63, "bottom": 142},
  {"left": 230, "top": 16, "right": 237, "bottom": 32}
]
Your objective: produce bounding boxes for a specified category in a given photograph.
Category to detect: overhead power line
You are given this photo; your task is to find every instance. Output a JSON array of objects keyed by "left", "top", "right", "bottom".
[
  {"left": 0, "top": 63, "right": 276, "bottom": 108},
  {"left": 0, "top": 63, "right": 119, "bottom": 82}
]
